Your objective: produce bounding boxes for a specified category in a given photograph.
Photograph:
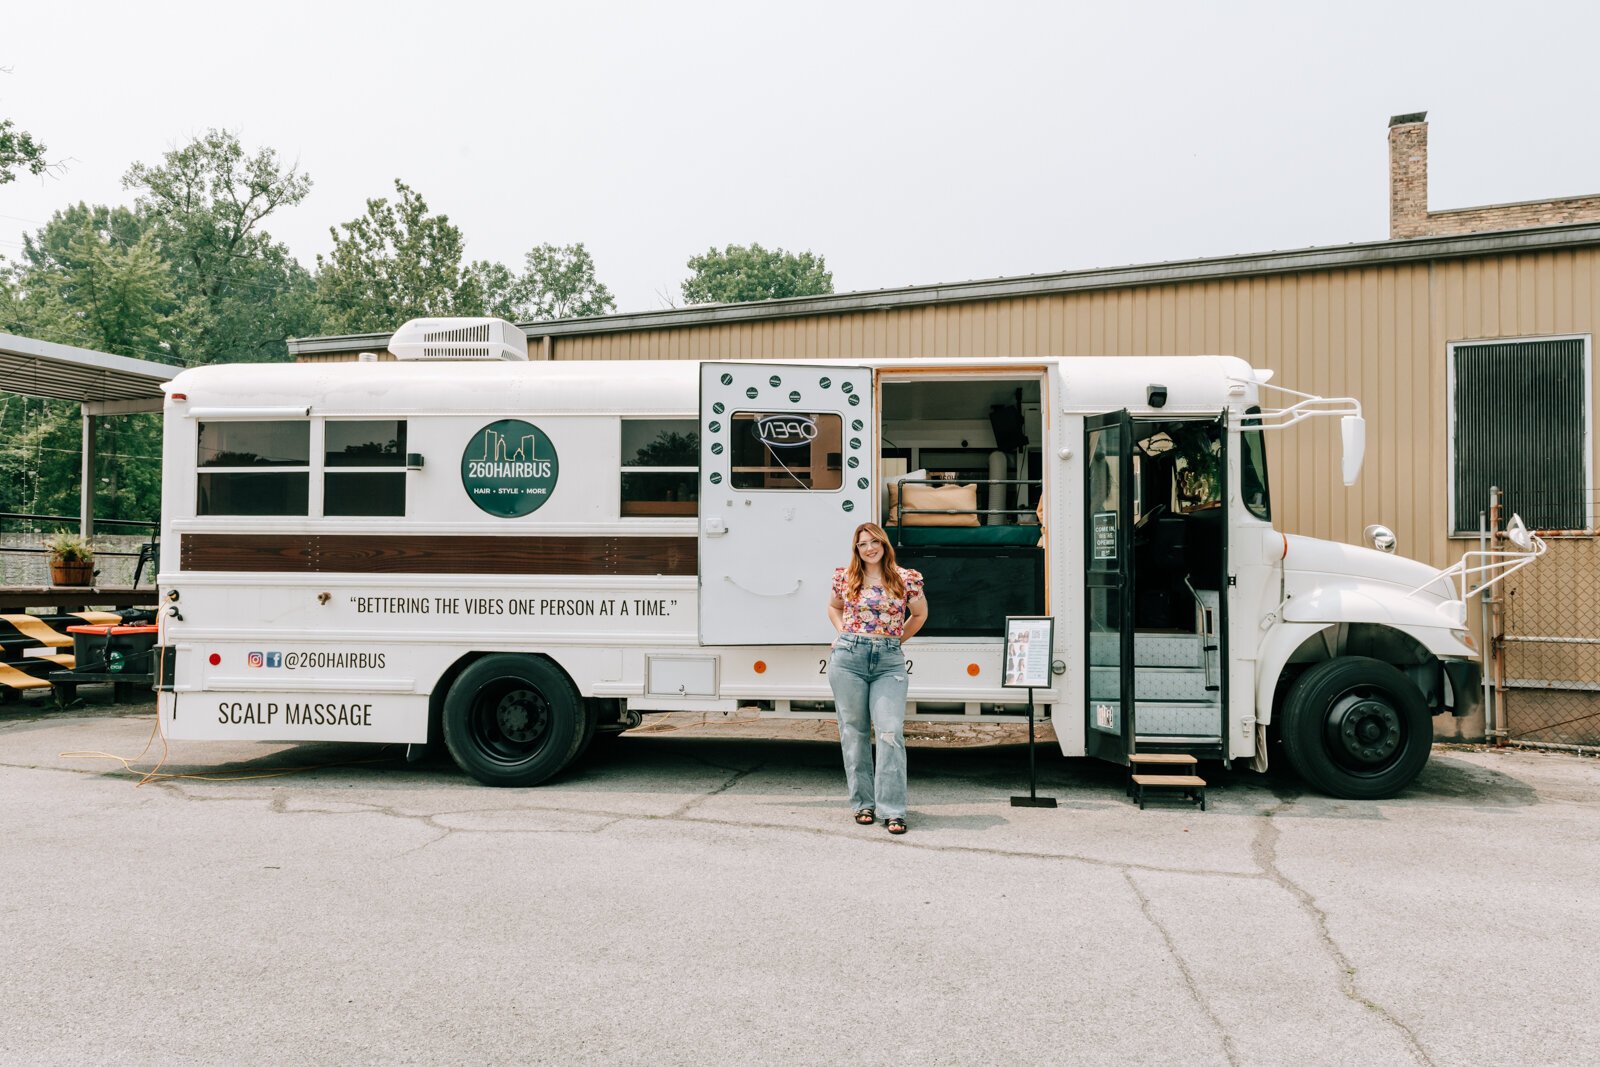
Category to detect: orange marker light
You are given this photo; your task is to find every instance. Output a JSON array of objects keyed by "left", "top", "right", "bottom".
[
  {"left": 753, "top": 660, "right": 767, "bottom": 674},
  {"left": 967, "top": 663, "right": 980, "bottom": 676}
]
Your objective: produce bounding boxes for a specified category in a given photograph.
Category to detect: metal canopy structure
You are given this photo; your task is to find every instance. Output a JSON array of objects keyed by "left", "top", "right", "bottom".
[
  {"left": 0, "top": 331, "right": 179, "bottom": 535},
  {"left": 0, "top": 331, "right": 177, "bottom": 413}
]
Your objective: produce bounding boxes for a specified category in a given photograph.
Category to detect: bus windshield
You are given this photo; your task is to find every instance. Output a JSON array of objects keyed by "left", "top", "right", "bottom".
[{"left": 1240, "top": 416, "right": 1271, "bottom": 521}]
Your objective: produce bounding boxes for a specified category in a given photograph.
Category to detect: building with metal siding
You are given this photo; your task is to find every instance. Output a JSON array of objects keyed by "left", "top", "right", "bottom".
[{"left": 289, "top": 224, "right": 1600, "bottom": 583}]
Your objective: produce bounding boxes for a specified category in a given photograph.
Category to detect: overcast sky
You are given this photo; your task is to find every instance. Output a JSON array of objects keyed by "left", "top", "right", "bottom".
[{"left": 6, "top": 1, "right": 1600, "bottom": 320}]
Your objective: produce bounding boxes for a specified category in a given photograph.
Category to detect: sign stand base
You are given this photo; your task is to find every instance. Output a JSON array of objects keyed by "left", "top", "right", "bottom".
[{"left": 1010, "top": 686, "right": 1057, "bottom": 808}]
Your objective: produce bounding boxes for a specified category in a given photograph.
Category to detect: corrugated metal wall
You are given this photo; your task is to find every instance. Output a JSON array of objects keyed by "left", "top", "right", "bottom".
[{"left": 544, "top": 247, "right": 1600, "bottom": 573}]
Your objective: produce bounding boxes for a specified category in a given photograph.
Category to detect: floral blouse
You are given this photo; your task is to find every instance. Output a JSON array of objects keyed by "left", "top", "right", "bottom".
[{"left": 831, "top": 566, "right": 926, "bottom": 638}]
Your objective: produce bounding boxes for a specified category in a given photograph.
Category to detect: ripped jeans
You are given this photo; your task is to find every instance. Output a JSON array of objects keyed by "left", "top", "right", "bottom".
[{"left": 827, "top": 634, "right": 909, "bottom": 820}]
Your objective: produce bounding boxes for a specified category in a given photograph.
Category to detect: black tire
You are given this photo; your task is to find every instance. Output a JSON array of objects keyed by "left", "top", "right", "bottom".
[
  {"left": 442, "top": 654, "right": 587, "bottom": 787},
  {"left": 1281, "top": 656, "right": 1431, "bottom": 799}
]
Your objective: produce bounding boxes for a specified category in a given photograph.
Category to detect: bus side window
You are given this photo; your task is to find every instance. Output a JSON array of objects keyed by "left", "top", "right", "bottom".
[
  {"left": 325, "top": 420, "right": 407, "bottom": 517},
  {"left": 621, "top": 419, "right": 699, "bottom": 517},
  {"left": 197, "top": 420, "right": 310, "bottom": 516}
]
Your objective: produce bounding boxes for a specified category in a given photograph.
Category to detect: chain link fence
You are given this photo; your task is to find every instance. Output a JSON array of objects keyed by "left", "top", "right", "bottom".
[{"left": 1493, "top": 490, "right": 1600, "bottom": 752}]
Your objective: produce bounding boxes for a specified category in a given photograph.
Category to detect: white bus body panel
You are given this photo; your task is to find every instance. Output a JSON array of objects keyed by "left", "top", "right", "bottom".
[{"left": 156, "top": 354, "right": 1468, "bottom": 766}]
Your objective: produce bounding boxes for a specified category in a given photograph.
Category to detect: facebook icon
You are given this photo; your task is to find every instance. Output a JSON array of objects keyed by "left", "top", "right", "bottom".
[{"left": 265, "top": 652, "right": 283, "bottom": 668}]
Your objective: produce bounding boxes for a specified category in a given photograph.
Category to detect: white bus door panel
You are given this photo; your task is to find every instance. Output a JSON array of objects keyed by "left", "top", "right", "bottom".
[{"left": 699, "top": 363, "right": 873, "bottom": 645}]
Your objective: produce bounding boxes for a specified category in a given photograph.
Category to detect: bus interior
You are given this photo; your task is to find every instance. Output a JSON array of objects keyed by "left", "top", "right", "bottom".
[{"left": 877, "top": 374, "right": 1046, "bottom": 638}]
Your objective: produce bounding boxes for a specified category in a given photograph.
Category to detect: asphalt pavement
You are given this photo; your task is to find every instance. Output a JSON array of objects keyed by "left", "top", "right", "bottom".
[{"left": 4, "top": 696, "right": 1599, "bottom": 1066}]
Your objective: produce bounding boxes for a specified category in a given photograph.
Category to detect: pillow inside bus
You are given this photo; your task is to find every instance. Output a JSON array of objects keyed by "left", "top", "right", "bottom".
[
  {"left": 897, "top": 482, "right": 980, "bottom": 527},
  {"left": 885, "top": 470, "right": 927, "bottom": 524}
]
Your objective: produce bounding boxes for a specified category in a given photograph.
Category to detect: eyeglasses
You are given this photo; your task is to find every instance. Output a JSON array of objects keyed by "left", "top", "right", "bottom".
[{"left": 855, "top": 541, "right": 879, "bottom": 550}]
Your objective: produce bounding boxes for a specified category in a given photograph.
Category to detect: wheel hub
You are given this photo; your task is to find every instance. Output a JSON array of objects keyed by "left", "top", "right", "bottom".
[
  {"left": 496, "top": 688, "right": 548, "bottom": 743},
  {"left": 1325, "top": 693, "right": 1402, "bottom": 767}
]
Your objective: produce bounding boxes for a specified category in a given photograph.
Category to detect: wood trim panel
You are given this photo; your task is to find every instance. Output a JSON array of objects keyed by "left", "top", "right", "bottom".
[{"left": 180, "top": 534, "right": 697, "bottom": 576}]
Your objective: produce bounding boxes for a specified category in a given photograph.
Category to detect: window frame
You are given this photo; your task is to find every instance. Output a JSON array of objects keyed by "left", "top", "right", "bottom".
[
  {"left": 1447, "top": 333, "right": 1593, "bottom": 537},
  {"left": 619, "top": 417, "right": 699, "bottom": 518},
  {"left": 323, "top": 419, "right": 408, "bottom": 518},
  {"left": 195, "top": 418, "right": 313, "bottom": 518},
  {"left": 726, "top": 410, "right": 845, "bottom": 492},
  {"left": 195, "top": 417, "right": 412, "bottom": 520}
]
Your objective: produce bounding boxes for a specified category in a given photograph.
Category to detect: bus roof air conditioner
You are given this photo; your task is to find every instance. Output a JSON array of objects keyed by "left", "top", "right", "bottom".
[{"left": 387, "top": 317, "right": 529, "bottom": 362}]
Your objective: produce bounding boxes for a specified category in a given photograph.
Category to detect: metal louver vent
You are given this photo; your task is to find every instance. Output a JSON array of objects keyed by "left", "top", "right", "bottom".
[
  {"left": 423, "top": 323, "right": 492, "bottom": 344},
  {"left": 1453, "top": 338, "right": 1588, "bottom": 533}
]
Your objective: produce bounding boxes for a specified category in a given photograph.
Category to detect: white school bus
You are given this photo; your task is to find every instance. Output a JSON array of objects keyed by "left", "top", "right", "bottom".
[{"left": 155, "top": 318, "right": 1527, "bottom": 798}]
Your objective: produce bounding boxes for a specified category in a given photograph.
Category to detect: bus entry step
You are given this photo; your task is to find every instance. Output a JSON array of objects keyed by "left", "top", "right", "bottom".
[{"left": 1130, "top": 774, "right": 1207, "bottom": 811}]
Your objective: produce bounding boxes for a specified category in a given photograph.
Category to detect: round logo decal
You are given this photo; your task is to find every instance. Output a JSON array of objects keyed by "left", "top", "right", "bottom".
[{"left": 461, "top": 419, "right": 559, "bottom": 517}]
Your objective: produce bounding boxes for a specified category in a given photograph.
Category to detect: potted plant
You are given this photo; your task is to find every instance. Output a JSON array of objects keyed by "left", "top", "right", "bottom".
[{"left": 44, "top": 531, "right": 95, "bottom": 587}]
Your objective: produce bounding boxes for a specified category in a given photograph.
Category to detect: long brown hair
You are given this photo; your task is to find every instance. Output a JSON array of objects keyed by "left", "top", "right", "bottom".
[{"left": 845, "top": 522, "right": 906, "bottom": 601}]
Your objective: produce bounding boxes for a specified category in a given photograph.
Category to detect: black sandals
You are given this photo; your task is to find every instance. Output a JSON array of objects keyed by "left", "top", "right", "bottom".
[
  {"left": 854, "top": 808, "right": 876, "bottom": 825},
  {"left": 885, "top": 818, "right": 907, "bottom": 835}
]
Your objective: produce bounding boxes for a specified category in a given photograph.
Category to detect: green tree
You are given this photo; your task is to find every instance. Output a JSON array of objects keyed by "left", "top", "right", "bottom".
[
  {"left": 681, "top": 243, "right": 833, "bottom": 304},
  {"left": 458, "top": 259, "right": 525, "bottom": 321},
  {"left": 0, "top": 397, "right": 162, "bottom": 524},
  {"left": 0, "top": 204, "right": 174, "bottom": 524},
  {"left": 457, "top": 242, "right": 617, "bottom": 322},
  {"left": 4, "top": 203, "right": 175, "bottom": 358},
  {"left": 516, "top": 243, "right": 616, "bottom": 320},
  {"left": 316, "top": 180, "right": 475, "bottom": 333},
  {"left": 0, "top": 115, "right": 47, "bottom": 184},
  {"left": 123, "top": 129, "right": 319, "bottom": 363}
]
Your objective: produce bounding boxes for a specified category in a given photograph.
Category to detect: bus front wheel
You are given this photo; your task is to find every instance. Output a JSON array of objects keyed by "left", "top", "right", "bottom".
[
  {"left": 1281, "top": 656, "right": 1431, "bottom": 800},
  {"left": 443, "top": 654, "right": 588, "bottom": 787}
]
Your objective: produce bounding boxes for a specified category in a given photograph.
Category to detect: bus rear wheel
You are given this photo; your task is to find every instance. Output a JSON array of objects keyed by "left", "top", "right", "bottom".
[
  {"left": 1281, "top": 656, "right": 1431, "bottom": 800},
  {"left": 443, "top": 655, "right": 587, "bottom": 787}
]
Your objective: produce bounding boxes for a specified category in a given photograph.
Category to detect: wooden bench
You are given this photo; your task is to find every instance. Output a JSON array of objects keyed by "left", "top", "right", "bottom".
[{"left": 1131, "top": 773, "right": 1207, "bottom": 811}]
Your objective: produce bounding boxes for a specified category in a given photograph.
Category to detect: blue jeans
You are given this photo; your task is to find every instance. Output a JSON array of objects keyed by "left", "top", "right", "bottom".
[{"left": 827, "top": 634, "right": 909, "bottom": 820}]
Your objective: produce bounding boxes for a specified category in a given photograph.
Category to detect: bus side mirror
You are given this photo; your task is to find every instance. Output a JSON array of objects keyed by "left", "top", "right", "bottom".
[
  {"left": 1340, "top": 415, "right": 1366, "bottom": 487},
  {"left": 1506, "top": 513, "right": 1534, "bottom": 550}
]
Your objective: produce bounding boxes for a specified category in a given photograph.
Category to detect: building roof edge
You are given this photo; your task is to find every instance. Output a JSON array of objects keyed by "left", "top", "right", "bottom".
[{"left": 286, "top": 223, "right": 1600, "bottom": 355}]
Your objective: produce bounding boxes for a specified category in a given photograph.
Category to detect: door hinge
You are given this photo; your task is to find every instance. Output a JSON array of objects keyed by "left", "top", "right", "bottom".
[{"left": 1227, "top": 575, "right": 1237, "bottom": 586}]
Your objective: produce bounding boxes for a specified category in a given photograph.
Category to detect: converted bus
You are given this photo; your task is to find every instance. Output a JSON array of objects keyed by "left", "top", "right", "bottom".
[{"left": 155, "top": 318, "right": 1519, "bottom": 798}]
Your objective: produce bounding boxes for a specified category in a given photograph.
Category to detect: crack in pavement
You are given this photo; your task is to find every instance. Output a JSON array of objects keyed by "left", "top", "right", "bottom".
[
  {"left": 1251, "top": 791, "right": 1436, "bottom": 1067},
  {"left": 1125, "top": 870, "right": 1240, "bottom": 1067},
  {"left": 671, "top": 763, "right": 764, "bottom": 817},
  {"left": 7, "top": 756, "right": 1269, "bottom": 877}
]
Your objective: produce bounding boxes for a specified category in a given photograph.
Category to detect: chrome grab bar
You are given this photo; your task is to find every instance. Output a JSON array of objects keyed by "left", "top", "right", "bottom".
[{"left": 1183, "top": 576, "right": 1217, "bottom": 692}]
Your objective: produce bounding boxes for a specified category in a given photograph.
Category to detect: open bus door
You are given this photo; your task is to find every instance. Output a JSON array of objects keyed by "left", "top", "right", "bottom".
[
  {"left": 1085, "top": 410, "right": 1135, "bottom": 765},
  {"left": 698, "top": 362, "right": 875, "bottom": 645}
]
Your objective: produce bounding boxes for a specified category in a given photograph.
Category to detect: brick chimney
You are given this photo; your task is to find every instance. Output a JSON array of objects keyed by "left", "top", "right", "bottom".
[{"left": 1389, "top": 112, "right": 1429, "bottom": 239}]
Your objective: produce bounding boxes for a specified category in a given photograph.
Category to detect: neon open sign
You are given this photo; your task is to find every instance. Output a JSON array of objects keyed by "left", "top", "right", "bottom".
[{"left": 752, "top": 414, "right": 819, "bottom": 448}]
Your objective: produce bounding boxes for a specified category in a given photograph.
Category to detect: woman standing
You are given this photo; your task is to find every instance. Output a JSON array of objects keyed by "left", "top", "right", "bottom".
[{"left": 826, "top": 522, "right": 929, "bottom": 834}]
